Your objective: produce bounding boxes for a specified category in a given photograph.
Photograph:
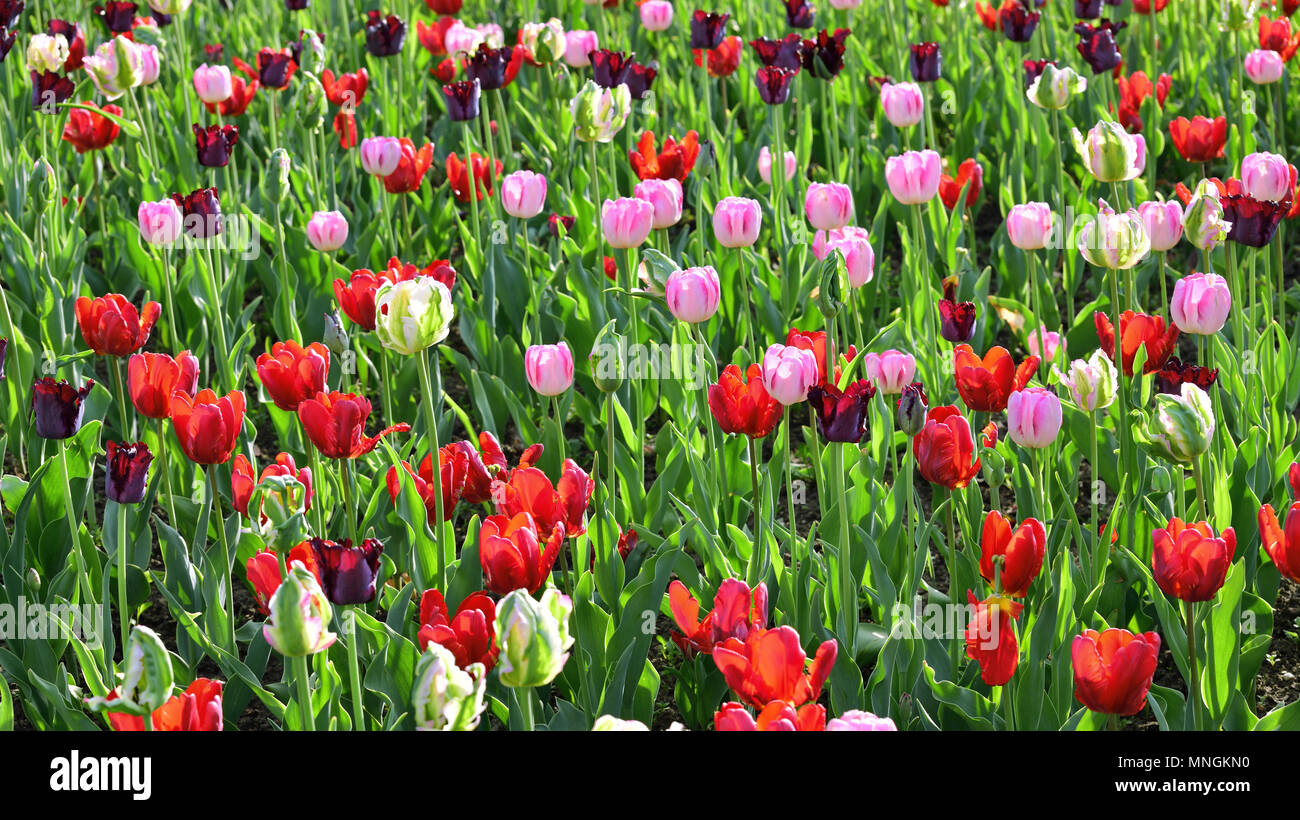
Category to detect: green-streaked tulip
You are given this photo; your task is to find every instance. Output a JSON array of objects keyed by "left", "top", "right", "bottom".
[
  {"left": 1055, "top": 348, "right": 1118, "bottom": 412},
  {"left": 570, "top": 80, "right": 631, "bottom": 144},
  {"left": 411, "top": 644, "right": 487, "bottom": 731},
  {"left": 1072, "top": 120, "right": 1146, "bottom": 183},
  {"left": 494, "top": 588, "right": 573, "bottom": 688},
  {"left": 374, "top": 277, "right": 455, "bottom": 355},
  {"left": 1026, "top": 64, "right": 1086, "bottom": 111},
  {"left": 83, "top": 37, "right": 143, "bottom": 101},
  {"left": 1135, "top": 383, "right": 1215, "bottom": 464},
  {"left": 263, "top": 565, "right": 338, "bottom": 657},
  {"left": 87, "top": 625, "right": 175, "bottom": 717},
  {"left": 521, "top": 19, "right": 565, "bottom": 65},
  {"left": 1078, "top": 201, "right": 1151, "bottom": 270}
]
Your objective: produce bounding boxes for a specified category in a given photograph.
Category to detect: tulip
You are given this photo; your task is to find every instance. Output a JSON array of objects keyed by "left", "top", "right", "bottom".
[
  {"left": 1258, "top": 502, "right": 1300, "bottom": 583},
  {"left": 1170, "top": 273, "right": 1230, "bottom": 335},
  {"left": 1240, "top": 151, "right": 1292, "bottom": 202},
  {"left": 715, "top": 701, "right": 825, "bottom": 731},
  {"left": 82, "top": 36, "right": 142, "bottom": 100},
  {"left": 952, "top": 345, "right": 1039, "bottom": 413},
  {"left": 492, "top": 459, "right": 594, "bottom": 537},
  {"left": 300, "top": 209, "right": 348, "bottom": 251},
  {"left": 524, "top": 342, "right": 575, "bottom": 396},
  {"left": 668, "top": 578, "right": 769, "bottom": 657},
  {"left": 884, "top": 149, "right": 942, "bottom": 205},
  {"left": 712, "top": 626, "right": 837, "bottom": 708},
  {"left": 1153, "top": 357, "right": 1219, "bottom": 396},
  {"left": 192, "top": 63, "right": 232, "bottom": 103},
  {"left": 1026, "top": 63, "right": 1087, "bottom": 109},
  {"left": 689, "top": 11, "right": 729, "bottom": 50},
  {"left": 754, "top": 65, "right": 799, "bottom": 104},
  {"left": 665, "top": 266, "right": 721, "bottom": 324},
  {"left": 896, "top": 382, "right": 928, "bottom": 436},
  {"left": 443, "top": 21, "right": 485, "bottom": 56},
  {"left": 593, "top": 715, "right": 652, "bottom": 731},
  {"left": 633, "top": 178, "right": 684, "bottom": 229},
  {"left": 440, "top": 77, "right": 480, "bottom": 121},
  {"left": 411, "top": 643, "right": 487, "bottom": 731},
  {"left": 570, "top": 79, "right": 630, "bottom": 142},
  {"left": 601, "top": 196, "right": 655, "bottom": 248},
  {"left": 446, "top": 152, "right": 504, "bottom": 202},
  {"left": 1073, "top": 121, "right": 1145, "bottom": 183},
  {"left": 913, "top": 405, "right": 981, "bottom": 489},
  {"left": 804, "top": 182, "right": 854, "bottom": 231},
  {"left": 297, "top": 391, "right": 410, "bottom": 459},
  {"left": 826, "top": 710, "right": 897, "bottom": 731},
  {"left": 1136, "top": 200, "right": 1184, "bottom": 252},
  {"left": 364, "top": 11, "right": 406, "bottom": 57},
  {"left": 501, "top": 170, "right": 547, "bottom": 219},
  {"left": 104, "top": 441, "right": 152, "bottom": 504},
  {"left": 359, "top": 135, "right": 402, "bottom": 176},
  {"left": 1026, "top": 327, "right": 1062, "bottom": 363},
  {"left": 255, "top": 341, "right": 330, "bottom": 412},
  {"left": 964, "top": 591, "right": 1023, "bottom": 686},
  {"left": 170, "top": 388, "right": 244, "bottom": 465},
  {"left": 192, "top": 123, "right": 238, "bottom": 168},
  {"left": 939, "top": 296, "right": 977, "bottom": 343},
  {"left": 465, "top": 44, "right": 517, "bottom": 90},
  {"left": 231, "top": 452, "right": 313, "bottom": 520},
  {"left": 418, "top": 589, "right": 498, "bottom": 671},
  {"left": 979, "top": 511, "right": 1045, "bottom": 597},
  {"left": 1078, "top": 202, "right": 1151, "bottom": 270},
  {"left": 1006, "top": 387, "right": 1062, "bottom": 448},
  {"left": 1182, "top": 181, "right": 1233, "bottom": 250},
  {"left": 713, "top": 196, "right": 763, "bottom": 249},
  {"left": 757, "top": 146, "right": 796, "bottom": 184},
  {"left": 137, "top": 198, "right": 184, "bottom": 246},
  {"left": 629, "top": 130, "right": 701, "bottom": 182},
  {"left": 264, "top": 565, "right": 337, "bottom": 657},
  {"left": 1054, "top": 351, "right": 1116, "bottom": 415},
  {"left": 1071, "top": 628, "right": 1160, "bottom": 716},
  {"left": 1152, "top": 519, "right": 1234, "bottom": 602},
  {"left": 707, "top": 364, "right": 784, "bottom": 439},
  {"left": 761, "top": 344, "right": 819, "bottom": 406},
  {"left": 1094, "top": 310, "right": 1180, "bottom": 376},
  {"left": 479, "top": 512, "right": 565, "bottom": 595},
  {"left": 862, "top": 350, "right": 917, "bottom": 394},
  {"left": 518, "top": 20, "right": 565, "bottom": 65},
  {"left": 816, "top": 226, "right": 875, "bottom": 287},
  {"left": 171, "top": 187, "right": 222, "bottom": 238},
  {"left": 589, "top": 48, "right": 633, "bottom": 88},
  {"left": 908, "top": 42, "right": 941, "bottom": 82},
  {"left": 1074, "top": 20, "right": 1125, "bottom": 74},
  {"left": 381, "top": 138, "right": 434, "bottom": 194},
  {"left": 1006, "top": 202, "right": 1055, "bottom": 250},
  {"left": 938, "top": 158, "right": 984, "bottom": 211},
  {"left": 104, "top": 679, "right": 223, "bottom": 732},
  {"left": 1168, "top": 116, "right": 1228, "bottom": 163},
  {"left": 562, "top": 29, "right": 598, "bottom": 67},
  {"left": 207, "top": 75, "right": 257, "bottom": 117},
  {"left": 695, "top": 34, "right": 743, "bottom": 76},
  {"left": 807, "top": 379, "right": 876, "bottom": 443},
  {"left": 1245, "top": 48, "right": 1285, "bottom": 83},
  {"left": 62, "top": 101, "right": 122, "bottom": 153},
  {"left": 1135, "top": 383, "right": 1214, "bottom": 465},
  {"left": 495, "top": 588, "right": 574, "bottom": 688},
  {"left": 374, "top": 277, "right": 455, "bottom": 355},
  {"left": 309, "top": 537, "right": 383, "bottom": 605},
  {"left": 1221, "top": 192, "right": 1289, "bottom": 248},
  {"left": 640, "top": 0, "right": 674, "bottom": 31},
  {"left": 128, "top": 350, "right": 199, "bottom": 418},
  {"left": 26, "top": 32, "right": 68, "bottom": 73},
  {"left": 880, "top": 81, "right": 924, "bottom": 128},
  {"left": 74, "top": 294, "right": 161, "bottom": 357}
]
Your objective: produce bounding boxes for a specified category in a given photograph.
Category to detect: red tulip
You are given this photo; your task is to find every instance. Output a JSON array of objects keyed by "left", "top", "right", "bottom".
[
  {"left": 692, "top": 35, "right": 743, "bottom": 77},
  {"left": 1071, "top": 628, "right": 1161, "bottom": 716},
  {"left": 62, "top": 101, "right": 123, "bottom": 153},
  {"left": 1259, "top": 14, "right": 1300, "bottom": 61},
  {"left": 490, "top": 458, "right": 594, "bottom": 537},
  {"left": 478, "top": 512, "right": 564, "bottom": 594},
  {"left": 1168, "top": 116, "right": 1228, "bottom": 163},
  {"left": 106, "top": 679, "right": 224, "bottom": 731},
  {"left": 1289, "top": 462, "right": 1300, "bottom": 498},
  {"left": 964, "top": 590, "right": 1023, "bottom": 686},
  {"left": 938, "top": 158, "right": 983, "bottom": 210},
  {"left": 707, "top": 364, "right": 784, "bottom": 439},
  {"left": 714, "top": 700, "right": 825, "bottom": 731},
  {"left": 978, "top": 511, "right": 1045, "bottom": 597},
  {"left": 206, "top": 76, "right": 258, "bottom": 117},
  {"left": 381, "top": 138, "right": 434, "bottom": 194},
  {"left": 246, "top": 543, "right": 320, "bottom": 614},
  {"left": 418, "top": 589, "right": 498, "bottom": 671},
  {"left": 297, "top": 391, "right": 410, "bottom": 459},
  {"left": 952, "top": 344, "right": 1038, "bottom": 413},
  {"left": 1151, "top": 518, "right": 1234, "bottom": 602},
  {"left": 231, "top": 452, "right": 313, "bottom": 519},
  {"left": 628, "top": 130, "right": 701, "bottom": 182},
  {"left": 446, "top": 151, "right": 504, "bottom": 202},
  {"left": 333, "top": 110, "right": 357, "bottom": 149},
  {"left": 1258, "top": 502, "right": 1300, "bottom": 582},
  {"left": 913, "top": 405, "right": 982, "bottom": 489},
  {"left": 668, "top": 578, "right": 769, "bottom": 657},
  {"left": 255, "top": 340, "right": 330, "bottom": 412},
  {"left": 74, "top": 294, "right": 161, "bottom": 357},
  {"left": 712, "top": 626, "right": 837, "bottom": 709},
  {"left": 1094, "top": 310, "right": 1180, "bottom": 376},
  {"left": 127, "top": 351, "right": 199, "bottom": 419},
  {"left": 1115, "top": 70, "right": 1170, "bottom": 132},
  {"left": 170, "top": 389, "right": 245, "bottom": 465},
  {"left": 320, "top": 68, "right": 368, "bottom": 107}
]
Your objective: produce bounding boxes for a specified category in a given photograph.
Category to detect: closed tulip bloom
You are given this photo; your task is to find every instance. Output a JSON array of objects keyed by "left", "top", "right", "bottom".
[
  {"left": 818, "top": 226, "right": 875, "bottom": 287},
  {"left": 1072, "top": 628, "right": 1160, "bottom": 716},
  {"left": 374, "top": 277, "right": 455, "bottom": 354},
  {"left": 571, "top": 80, "right": 631, "bottom": 143},
  {"left": 885, "top": 149, "right": 941, "bottom": 205},
  {"left": 31, "top": 378, "right": 93, "bottom": 440},
  {"left": 495, "top": 588, "right": 573, "bottom": 688},
  {"left": 964, "top": 591, "right": 1023, "bottom": 686},
  {"left": 1006, "top": 202, "right": 1055, "bottom": 249},
  {"left": 1136, "top": 383, "right": 1214, "bottom": 464},
  {"left": 708, "top": 364, "right": 784, "bottom": 439},
  {"left": 193, "top": 123, "right": 238, "bottom": 167},
  {"left": 441, "top": 78, "right": 480, "bottom": 121},
  {"left": 896, "top": 382, "right": 929, "bottom": 436},
  {"left": 908, "top": 42, "right": 941, "bottom": 82},
  {"left": 953, "top": 345, "right": 1039, "bottom": 413},
  {"left": 306, "top": 210, "right": 348, "bottom": 251},
  {"left": 1078, "top": 202, "right": 1151, "bottom": 270},
  {"left": 1074, "top": 120, "right": 1146, "bottom": 182},
  {"left": 359, "top": 135, "right": 402, "bottom": 176},
  {"left": 171, "top": 388, "right": 245, "bottom": 464},
  {"left": 563, "top": 29, "right": 598, "bottom": 67},
  {"left": 128, "top": 350, "right": 199, "bottom": 418},
  {"left": 264, "top": 565, "right": 337, "bottom": 657},
  {"left": 256, "top": 341, "right": 330, "bottom": 412},
  {"left": 1026, "top": 63, "right": 1087, "bottom": 109},
  {"left": 1170, "top": 272, "right": 1230, "bottom": 335},
  {"left": 519, "top": 20, "right": 566, "bottom": 66},
  {"left": 524, "top": 342, "right": 575, "bottom": 396},
  {"left": 138, "top": 198, "right": 184, "bottom": 246},
  {"left": 411, "top": 642, "right": 487, "bottom": 731},
  {"left": 804, "top": 182, "right": 854, "bottom": 231},
  {"left": 1182, "top": 182, "right": 1233, "bottom": 250},
  {"left": 82, "top": 36, "right": 142, "bottom": 100},
  {"left": 601, "top": 197, "right": 654, "bottom": 249},
  {"left": 1245, "top": 48, "right": 1285, "bottom": 83},
  {"left": 1136, "top": 200, "right": 1184, "bottom": 251},
  {"left": 480, "top": 512, "right": 565, "bottom": 595},
  {"left": 712, "top": 626, "right": 837, "bottom": 709},
  {"left": 665, "top": 266, "right": 721, "bottom": 324},
  {"left": 862, "top": 350, "right": 916, "bottom": 394},
  {"left": 192, "top": 63, "right": 232, "bottom": 103},
  {"left": 979, "top": 511, "right": 1045, "bottom": 597},
  {"left": 298, "top": 391, "right": 409, "bottom": 459},
  {"left": 501, "top": 170, "right": 547, "bottom": 219},
  {"left": 1006, "top": 387, "right": 1062, "bottom": 448},
  {"left": 640, "top": 0, "right": 674, "bottom": 31},
  {"left": 879, "top": 81, "right": 923, "bottom": 128},
  {"left": 913, "top": 405, "right": 982, "bottom": 489},
  {"left": 1240, "top": 151, "right": 1292, "bottom": 202},
  {"left": 1026, "top": 327, "right": 1062, "bottom": 363},
  {"left": 310, "top": 537, "right": 384, "bottom": 605},
  {"left": 807, "top": 379, "right": 876, "bottom": 443},
  {"left": 1094, "top": 310, "right": 1180, "bottom": 376},
  {"left": 62, "top": 101, "right": 122, "bottom": 153},
  {"left": 1152, "top": 519, "right": 1233, "bottom": 602},
  {"left": 1258, "top": 502, "right": 1300, "bottom": 583},
  {"left": 633, "top": 178, "right": 684, "bottom": 229},
  {"left": 172, "top": 187, "right": 223, "bottom": 238},
  {"left": 27, "top": 32, "right": 69, "bottom": 73},
  {"left": 713, "top": 196, "right": 763, "bottom": 247},
  {"left": 418, "top": 589, "right": 498, "bottom": 671},
  {"left": 761, "top": 344, "right": 819, "bottom": 406},
  {"left": 1168, "top": 115, "right": 1228, "bottom": 163},
  {"left": 75, "top": 294, "right": 161, "bottom": 356},
  {"left": 757, "top": 146, "right": 796, "bottom": 184},
  {"left": 754, "top": 65, "right": 798, "bottom": 104},
  {"left": 103, "top": 441, "right": 151, "bottom": 504}
]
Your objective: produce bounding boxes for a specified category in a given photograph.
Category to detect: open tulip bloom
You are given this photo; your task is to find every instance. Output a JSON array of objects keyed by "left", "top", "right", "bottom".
[{"left": 2, "top": 0, "right": 1299, "bottom": 755}]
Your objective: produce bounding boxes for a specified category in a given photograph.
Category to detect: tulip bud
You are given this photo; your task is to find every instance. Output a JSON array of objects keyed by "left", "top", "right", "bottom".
[
  {"left": 757, "top": 146, "right": 796, "bottom": 185},
  {"left": 105, "top": 441, "right": 153, "bottom": 504},
  {"left": 251, "top": 474, "right": 310, "bottom": 552},
  {"left": 1078, "top": 201, "right": 1150, "bottom": 270},
  {"left": 633, "top": 178, "right": 684, "bottom": 229},
  {"left": 525, "top": 342, "right": 575, "bottom": 396},
  {"left": 90, "top": 625, "right": 175, "bottom": 717},
  {"left": 306, "top": 210, "right": 349, "bottom": 251},
  {"left": 981, "top": 446, "right": 1007, "bottom": 491},
  {"left": 879, "top": 81, "right": 924, "bottom": 128},
  {"left": 761, "top": 344, "right": 819, "bottom": 406},
  {"left": 1182, "top": 181, "right": 1232, "bottom": 250},
  {"left": 27, "top": 567, "right": 41, "bottom": 592},
  {"left": 26, "top": 33, "right": 69, "bottom": 73},
  {"left": 804, "top": 182, "right": 854, "bottom": 231},
  {"left": 1245, "top": 49, "right": 1284, "bottom": 84},
  {"left": 1170, "top": 272, "right": 1230, "bottom": 335},
  {"left": 322, "top": 311, "right": 349, "bottom": 356},
  {"left": 590, "top": 321, "right": 625, "bottom": 393},
  {"left": 1026, "top": 63, "right": 1087, "bottom": 110},
  {"left": 501, "top": 170, "right": 548, "bottom": 219},
  {"left": 712, "top": 196, "right": 762, "bottom": 247},
  {"left": 1240, "top": 151, "right": 1292, "bottom": 202},
  {"left": 1005, "top": 202, "right": 1055, "bottom": 250},
  {"left": 1136, "top": 200, "right": 1184, "bottom": 252},
  {"left": 374, "top": 277, "right": 455, "bottom": 355},
  {"left": 411, "top": 643, "right": 487, "bottom": 731},
  {"left": 884, "top": 149, "right": 942, "bottom": 205},
  {"left": 29, "top": 156, "right": 54, "bottom": 203},
  {"left": 1006, "top": 388, "right": 1063, "bottom": 448},
  {"left": 570, "top": 79, "right": 631, "bottom": 143},
  {"left": 521, "top": 19, "right": 566, "bottom": 65},
  {"left": 665, "top": 266, "right": 721, "bottom": 324},
  {"left": 896, "top": 382, "right": 928, "bottom": 436},
  {"left": 814, "top": 251, "right": 846, "bottom": 321},
  {"left": 863, "top": 350, "right": 917, "bottom": 395},
  {"left": 263, "top": 564, "right": 338, "bottom": 657},
  {"left": 193, "top": 63, "right": 233, "bottom": 103},
  {"left": 1073, "top": 120, "right": 1146, "bottom": 183},
  {"left": 639, "top": 1, "right": 674, "bottom": 31},
  {"left": 360, "top": 136, "right": 403, "bottom": 176},
  {"left": 563, "top": 29, "right": 599, "bottom": 67},
  {"left": 495, "top": 588, "right": 574, "bottom": 688},
  {"left": 1220, "top": 0, "right": 1257, "bottom": 31},
  {"left": 261, "top": 148, "right": 292, "bottom": 205},
  {"left": 138, "top": 198, "right": 184, "bottom": 246},
  {"left": 1054, "top": 348, "right": 1117, "bottom": 412},
  {"left": 1136, "top": 383, "right": 1215, "bottom": 464}
]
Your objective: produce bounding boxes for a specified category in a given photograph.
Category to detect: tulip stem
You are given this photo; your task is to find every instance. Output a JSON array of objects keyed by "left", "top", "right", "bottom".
[
  {"left": 114, "top": 499, "right": 129, "bottom": 673},
  {"left": 745, "top": 434, "right": 765, "bottom": 587},
  {"left": 60, "top": 441, "right": 94, "bottom": 613},
  {"left": 945, "top": 488, "right": 962, "bottom": 677},
  {"left": 293, "top": 654, "right": 314, "bottom": 731},
  {"left": 606, "top": 390, "right": 619, "bottom": 530},
  {"left": 784, "top": 407, "right": 797, "bottom": 583},
  {"left": 307, "top": 439, "right": 327, "bottom": 537},
  {"left": 517, "top": 686, "right": 536, "bottom": 731},
  {"left": 1185, "top": 599, "right": 1202, "bottom": 731},
  {"left": 462, "top": 121, "right": 488, "bottom": 319},
  {"left": 208, "top": 464, "right": 238, "bottom": 653},
  {"left": 1191, "top": 457, "right": 1209, "bottom": 523},
  {"left": 156, "top": 419, "right": 178, "bottom": 529},
  {"left": 835, "top": 442, "right": 856, "bottom": 658},
  {"left": 200, "top": 245, "right": 232, "bottom": 392},
  {"left": 416, "top": 347, "right": 445, "bottom": 591},
  {"left": 272, "top": 197, "right": 301, "bottom": 341},
  {"left": 623, "top": 246, "right": 645, "bottom": 490},
  {"left": 346, "top": 606, "right": 364, "bottom": 731},
  {"left": 737, "top": 247, "right": 757, "bottom": 359},
  {"left": 342, "top": 457, "right": 361, "bottom": 548},
  {"left": 1089, "top": 411, "right": 1107, "bottom": 590},
  {"left": 109, "top": 355, "right": 131, "bottom": 442}
]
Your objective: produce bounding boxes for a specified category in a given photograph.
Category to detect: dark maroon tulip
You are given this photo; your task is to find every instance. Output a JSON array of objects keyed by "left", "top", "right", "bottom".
[
  {"left": 1221, "top": 194, "right": 1288, "bottom": 248},
  {"left": 808, "top": 379, "right": 876, "bottom": 443},
  {"left": 802, "top": 28, "right": 850, "bottom": 80},
  {"left": 105, "top": 441, "right": 153, "bottom": 504},
  {"left": 30, "top": 377, "right": 94, "bottom": 440},
  {"left": 784, "top": 0, "right": 815, "bottom": 29},
  {"left": 171, "top": 187, "right": 223, "bottom": 238},
  {"left": 47, "top": 20, "right": 84, "bottom": 71},
  {"left": 204, "top": 43, "right": 224, "bottom": 62},
  {"left": 0, "top": 0, "right": 21, "bottom": 29},
  {"left": 908, "top": 42, "right": 941, "bottom": 82},
  {"left": 364, "top": 10, "right": 406, "bottom": 57},
  {"left": 1000, "top": 5, "right": 1040, "bottom": 42},
  {"left": 749, "top": 34, "right": 806, "bottom": 69},
  {"left": 548, "top": 213, "right": 575, "bottom": 238},
  {"left": 153, "top": 11, "right": 171, "bottom": 26},
  {"left": 623, "top": 60, "right": 658, "bottom": 100},
  {"left": 93, "top": 1, "right": 136, "bottom": 34},
  {"left": 257, "top": 48, "right": 297, "bottom": 88},
  {"left": 193, "top": 124, "right": 239, "bottom": 167},
  {"left": 1074, "top": 20, "right": 1125, "bottom": 74},
  {"left": 441, "top": 78, "right": 481, "bottom": 121},
  {"left": 30, "top": 70, "right": 74, "bottom": 112},
  {"left": 755, "top": 65, "right": 799, "bottom": 104},
  {"left": 1153, "top": 358, "right": 1218, "bottom": 395},
  {"left": 939, "top": 297, "right": 976, "bottom": 343},
  {"left": 896, "top": 382, "right": 929, "bottom": 437},
  {"left": 1074, "top": 0, "right": 1103, "bottom": 17},
  {"left": 589, "top": 49, "right": 633, "bottom": 88},
  {"left": 466, "top": 43, "right": 513, "bottom": 90},
  {"left": 310, "top": 537, "right": 384, "bottom": 605},
  {"left": 689, "top": 10, "right": 729, "bottom": 50},
  {"left": 1, "top": 28, "right": 18, "bottom": 64},
  {"left": 1023, "top": 59, "right": 1055, "bottom": 87},
  {"left": 285, "top": 0, "right": 310, "bottom": 9}
]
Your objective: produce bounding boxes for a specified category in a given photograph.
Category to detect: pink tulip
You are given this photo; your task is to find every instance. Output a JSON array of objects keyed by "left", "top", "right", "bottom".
[
  {"left": 193, "top": 64, "right": 232, "bottom": 104},
  {"left": 818, "top": 226, "right": 875, "bottom": 287},
  {"left": 1007, "top": 388, "right": 1062, "bottom": 449},
  {"left": 633, "top": 178, "right": 684, "bottom": 229},
  {"left": 761, "top": 344, "right": 819, "bottom": 406},
  {"left": 1241, "top": 152, "right": 1292, "bottom": 202},
  {"left": 829, "top": 0, "right": 863, "bottom": 8},
  {"left": 1170, "top": 272, "right": 1231, "bottom": 336},
  {"left": 1005, "top": 202, "right": 1055, "bottom": 250},
  {"left": 306, "top": 210, "right": 349, "bottom": 252},
  {"left": 758, "top": 146, "right": 796, "bottom": 185},
  {"left": 601, "top": 197, "right": 655, "bottom": 248},
  {"left": 880, "top": 81, "right": 923, "bottom": 128},
  {"left": 713, "top": 196, "right": 763, "bottom": 248},
  {"left": 1136, "top": 200, "right": 1184, "bottom": 252},
  {"left": 640, "top": 0, "right": 674, "bottom": 31},
  {"left": 525, "top": 342, "right": 575, "bottom": 396},
  {"left": 443, "top": 23, "right": 485, "bottom": 57},
  {"left": 138, "top": 199, "right": 184, "bottom": 246},
  {"left": 1245, "top": 49, "right": 1285, "bottom": 85},
  {"left": 1026, "top": 326, "right": 1062, "bottom": 363},
  {"left": 804, "top": 182, "right": 854, "bottom": 231},
  {"left": 501, "top": 170, "right": 548, "bottom": 219},
  {"left": 564, "top": 30, "right": 599, "bottom": 67},
  {"left": 826, "top": 710, "right": 897, "bottom": 731},
  {"left": 360, "top": 136, "right": 402, "bottom": 177},
  {"left": 665, "top": 266, "right": 721, "bottom": 324},
  {"left": 862, "top": 350, "right": 916, "bottom": 394},
  {"left": 137, "top": 44, "right": 161, "bottom": 86},
  {"left": 884, "top": 149, "right": 941, "bottom": 205}
]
